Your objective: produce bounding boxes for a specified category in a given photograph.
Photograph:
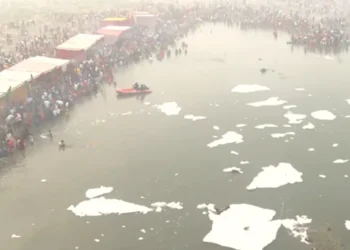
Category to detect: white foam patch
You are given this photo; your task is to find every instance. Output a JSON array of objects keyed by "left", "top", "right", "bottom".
[
  {"left": 223, "top": 167, "right": 243, "bottom": 174},
  {"left": 311, "top": 110, "right": 336, "bottom": 120},
  {"left": 231, "top": 84, "right": 270, "bottom": 93},
  {"left": 236, "top": 124, "right": 246, "bottom": 128},
  {"left": 11, "top": 234, "right": 21, "bottom": 239},
  {"left": 284, "top": 111, "right": 307, "bottom": 124},
  {"left": 40, "top": 134, "right": 47, "bottom": 139},
  {"left": 121, "top": 112, "right": 132, "bottom": 116},
  {"left": 255, "top": 124, "right": 278, "bottom": 129},
  {"left": 213, "top": 126, "right": 220, "bottom": 130},
  {"left": 345, "top": 221, "right": 350, "bottom": 230},
  {"left": 295, "top": 88, "right": 305, "bottom": 91},
  {"left": 86, "top": 186, "right": 114, "bottom": 199},
  {"left": 207, "top": 131, "right": 243, "bottom": 148},
  {"left": 333, "top": 143, "right": 338, "bottom": 147},
  {"left": 333, "top": 159, "right": 348, "bottom": 164},
  {"left": 308, "top": 148, "right": 315, "bottom": 151},
  {"left": 67, "top": 197, "right": 152, "bottom": 217},
  {"left": 41, "top": 179, "right": 47, "bottom": 183},
  {"left": 302, "top": 123, "right": 315, "bottom": 130},
  {"left": 247, "top": 97, "right": 287, "bottom": 107},
  {"left": 197, "top": 203, "right": 216, "bottom": 211},
  {"left": 282, "top": 215, "right": 312, "bottom": 244},
  {"left": 246, "top": 163, "right": 302, "bottom": 190},
  {"left": 144, "top": 102, "right": 151, "bottom": 106},
  {"left": 155, "top": 102, "right": 181, "bottom": 116},
  {"left": 230, "top": 151, "right": 239, "bottom": 155},
  {"left": 203, "top": 204, "right": 282, "bottom": 250},
  {"left": 184, "top": 115, "right": 206, "bottom": 121},
  {"left": 151, "top": 202, "right": 183, "bottom": 212},
  {"left": 319, "top": 175, "right": 326, "bottom": 178},
  {"left": 324, "top": 55, "right": 335, "bottom": 60},
  {"left": 283, "top": 105, "right": 297, "bottom": 110},
  {"left": 271, "top": 132, "right": 295, "bottom": 138},
  {"left": 240, "top": 161, "right": 249, "bottom": 165}
]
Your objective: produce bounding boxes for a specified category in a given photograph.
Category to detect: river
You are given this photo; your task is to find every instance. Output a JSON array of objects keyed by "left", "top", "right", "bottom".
[{"left": 1, "top": 23, "right": 350, "bottom": 250}]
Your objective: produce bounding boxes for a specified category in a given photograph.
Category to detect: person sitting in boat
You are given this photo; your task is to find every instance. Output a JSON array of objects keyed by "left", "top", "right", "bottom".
[
  {"left": 133, "top": 82, "right": 139, "bottom": 89},
  {"left": 140, "top": 84, "right": 148, "bottom": 90}
]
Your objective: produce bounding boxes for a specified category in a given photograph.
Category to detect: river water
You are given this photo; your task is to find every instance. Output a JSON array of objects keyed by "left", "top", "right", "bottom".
[{"left": 2, "top": 23, "right": 350, "bottom": 250}]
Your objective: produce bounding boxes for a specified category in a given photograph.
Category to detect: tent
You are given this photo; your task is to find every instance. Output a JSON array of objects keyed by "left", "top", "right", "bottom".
[
  {"left": 101, "top": 17, "right": 131, "bottom": 27},
  {"left": 97, "top": 26, "right": 132, "bottom": 44},
  {"left": 134, "top": 14, "right": 157, "bottom": 32},
  {"left": 0, "top": 56, "right": 69, "bottom": 102},
  {"left": 55, "top": 34, "right": 104, "bottom": 61}
]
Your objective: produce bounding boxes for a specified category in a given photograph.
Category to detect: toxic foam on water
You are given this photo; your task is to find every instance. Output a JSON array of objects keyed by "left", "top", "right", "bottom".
[
  {"left": 255, "top": 124, "right": 278, "bottom": 129},
  {"left": 67, "top": 197, "right": 152, "bottom": 217},
  {"left": 283, "top": 105, "right": 297, "bottom": 110},
  {"left": 223, "top": 167, "right": 243, "bottom": 174},
  {"left": 213, "top": 126, "right": 220, "bottom": 130},
  {"left": 231, "top": 84, "right": 270, "bottom": 93},
  {"left": 295, "top": 88, "right": 305, "bottom": 91},
  {"left": 284, "top": 112, "right": 307, "bottom": 124},
  {"left": 202, "top": 203, "right": 312, "bottom": 250},
  {"left": 203, "top": 204, "right": 282, "bottom": 250},
  {"left": 151, "top": 202, "right": 183, "bottom": 212},
  {"left": 154, "top": 102, "right": 181, "bottom": 116},
  {"left": 197, "top": 203, "right": 216, "bottom": 211},
  {"left": 85, "top": 186, "right": 114, "bottom": 199},
  {"left": 246, "top": 163, "right": 303, "bottom": 190},
  {"left": 302, "top": 123, "right": 315, "bottom": 130},
  {"left": 319, "top": 175, "right": 326, "bottom": 178},
  {"left": 311, "top": 110, "right": 336, "bottom": 120},
  {"left": 271, "top": 132, "right": 295, "bottom": 138},
  {"left": 345, "top": 221, "right": 350, "bottom": 230},
  {"left": 247, "top": 97, "right": 287, "bottom": 107},
  {"left": 282, "top": 215, "right": 312, "bottom": 244},
  {"left": 184, "top": 115, "right": 207, "bottom": 121},
  {"left": 207, "top": 131, "right": 243, "bottom": 148},
  {"left": 333, "top": 159, "right": 348, "bottom": 164},
  {"left": 236, "top": 124, "right": 246, "bottom": 128}
]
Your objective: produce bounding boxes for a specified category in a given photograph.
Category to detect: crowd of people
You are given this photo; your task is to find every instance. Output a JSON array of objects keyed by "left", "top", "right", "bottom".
[{"left": 1, "top": 0, "right": 350, "bottom": 161}]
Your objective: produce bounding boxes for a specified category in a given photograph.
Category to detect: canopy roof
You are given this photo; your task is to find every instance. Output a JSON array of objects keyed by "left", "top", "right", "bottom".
[
  {"left": 97, "top": 26, "right": 132, "bottom": 37},
  {"left": 0, "top": 56, "right": 70, "bottom": 97},
  {"left": 103, "top": 17, "right": 127, "bottom": 22},
  {"left": 56, "top": 34, "right": 104, "bottom": 51}
]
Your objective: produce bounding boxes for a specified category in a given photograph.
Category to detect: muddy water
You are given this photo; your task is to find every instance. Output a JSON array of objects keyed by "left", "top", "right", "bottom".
[{"left": 1, "top": 23, "right": 350, "bottom": 250}]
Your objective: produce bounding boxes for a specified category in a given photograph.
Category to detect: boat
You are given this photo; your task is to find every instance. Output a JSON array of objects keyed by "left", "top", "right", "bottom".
[{"left": 116, "top": 88, "right": 152, "bottom": 96}]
